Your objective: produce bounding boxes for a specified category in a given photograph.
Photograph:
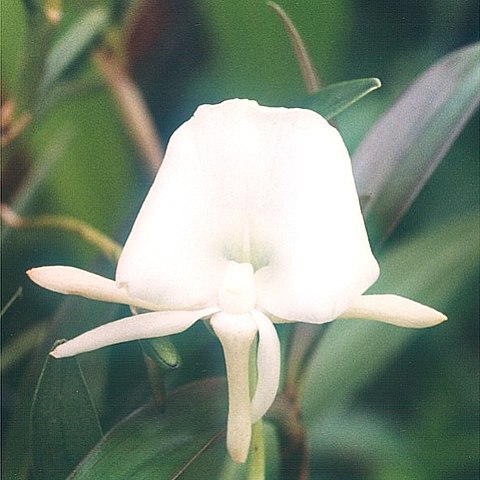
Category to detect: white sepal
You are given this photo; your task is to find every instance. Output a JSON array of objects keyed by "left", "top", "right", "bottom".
[
  {"left": 339, "top": 294, "right": 447, "bottom": 328},
  {"left": 27, "top": 266, "right": 164, "bottom": 311},
  {"left": 50, "top": 307, "right": 218, "bottom": 358}
]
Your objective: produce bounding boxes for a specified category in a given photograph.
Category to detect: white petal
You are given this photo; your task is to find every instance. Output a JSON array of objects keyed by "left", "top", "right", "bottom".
[
  {"left": 236, "top": 102, "right": 377, "bottom": 323},
  {"left": 338, "top": 294, "right": 447, "bottom": 328},
  {"left": 50, "top": 307, "right": 218, "bottom": 358},
  {"left": 27, "top": 266, "right": 165, "bottom": 310},
  {"left": 116, "top": 99, "right": 378, "bottom": 317},
  {"left": 210, "top": 311, "right": 258, "bottom": 463},
  {"left": 250, "top": 310, "right": 280, "bottom": 423}
]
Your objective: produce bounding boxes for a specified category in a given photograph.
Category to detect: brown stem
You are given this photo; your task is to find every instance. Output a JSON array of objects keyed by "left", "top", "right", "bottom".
[
  {"left": 270, "top": 322, "right": 329, "bottom": 479},
  {"left": 267, "top": 1, "right": 321, "bottom": 95},
  {"left": 1, "top": 111, "right": 32, "bottom": 147},
  {"left": 93, "top": 48, "right": 164, "bottom": 176},
  {"left": 143, "top": 355, "right": 167, "bottom": 411},
  {"left": 268, "top": 392, "right": 309, "bottom": 480},
  {"left": 284, "top": 323, "right": 329, "bottom": 399},
  {"left": 0, "top": 204, "right": 122, "bottom": 261}
]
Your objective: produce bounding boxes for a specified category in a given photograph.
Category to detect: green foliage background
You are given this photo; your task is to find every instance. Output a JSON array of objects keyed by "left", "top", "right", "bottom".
[{"left": 2, "top": 1, "right": 478, "bottom": 479}]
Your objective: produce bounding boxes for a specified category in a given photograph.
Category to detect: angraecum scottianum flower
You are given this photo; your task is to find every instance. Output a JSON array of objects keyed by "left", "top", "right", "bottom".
[{"left": 27, "top": 99, "right": 446, "bottom": 463}]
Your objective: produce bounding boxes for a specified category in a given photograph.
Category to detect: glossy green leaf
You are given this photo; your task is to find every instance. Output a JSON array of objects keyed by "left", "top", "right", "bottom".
[
  {"left": 31, "top": 342, "right": 103, "bottom": 480},
  {"left": 302, "top": 213, "right": 479, "bottom": 422},
  {"left": 39, "top": 6, "right": 109, "bottom": 96},
  {"left": 68, "top": 379, "right": 228, "bottom": 480},
  {"left": 304, "top": 78, "right": 381, "bottom": 120},
  {"left": 353, "top": 42, "right": 480, "bottom": 242}
]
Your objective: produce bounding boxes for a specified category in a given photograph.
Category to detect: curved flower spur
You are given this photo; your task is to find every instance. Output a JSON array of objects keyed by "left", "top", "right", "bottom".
[{"left": 27, "top": 99, "right": 446, "bottom": 463}]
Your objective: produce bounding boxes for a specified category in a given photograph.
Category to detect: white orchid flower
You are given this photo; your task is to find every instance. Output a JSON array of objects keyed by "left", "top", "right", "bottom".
[{"left": 27, "top": 99, "right": 446, "bottom": 463}]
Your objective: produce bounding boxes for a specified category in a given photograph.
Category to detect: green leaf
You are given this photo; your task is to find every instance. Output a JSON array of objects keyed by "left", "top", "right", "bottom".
[
  {"left": 353, "top": 42, "right": 480, "bottom": 242},
  {"left": 15, "top": 2, "right": 55, "bottom": 112},
  {"left": 29, "top": 81, "right": 138, "bottom": 240},
  {"left": 1, "top": 323, "right": 47, "bottom": 373},
  {"left": 35, "top": 77, "right": 104, "bottom": 118},
  {"left": 31, "top": 342, "right": 103, "bottom": 480},
  {"left": 196, "top": 1, "right": 352, "bottom": 103},
  {"left": 302, "top": 213, "right": 479, "bottom": 422},
  {"left": 0, "top": 287, "right": 23, "bottom": 317},
  {"left": 308, "top": 409, "right": 418, "bottom": 474},
  {"left": 39, "top": 6, "right": 109, "bottom": 95},
  {"left": 68, "top": 379, "right": 228, "bottom": 480},
  {"left": 2, "top": 0, "right": 26, "bottom": 92},
  {"left": 1, "top": 296, "right": 119, "bottom": 480},
  {"left": 304, "top": 78, "right": 381, "bottom": 119}
]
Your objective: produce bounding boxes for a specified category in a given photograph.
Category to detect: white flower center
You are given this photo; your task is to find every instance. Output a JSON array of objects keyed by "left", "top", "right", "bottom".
[{"left": 218, "top": 261, "right": 256, "bottom": 314}]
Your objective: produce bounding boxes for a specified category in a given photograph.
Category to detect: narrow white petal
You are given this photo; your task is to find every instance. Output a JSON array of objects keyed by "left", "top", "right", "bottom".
[
  {"left": 250, "top": 310, "right": 281, "bottom": 423},
  {"left": 339, "top": 294, "right": 447, "bottom": 328},
  {"left": 50, "top": 307, "right": 218, "bottom": 358},
  {"left": 27, "top": 266, "right": 164, "bottom": 311},
  {"left": 210, "top": 311, "right": 258, "bottom": 463}
]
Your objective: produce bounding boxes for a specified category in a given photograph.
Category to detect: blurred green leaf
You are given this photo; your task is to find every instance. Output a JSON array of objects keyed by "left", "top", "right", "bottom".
[
  {"left": 305, "top": 78, "right": 381, "bottom": 120},
  {"left": 0, "top": 287, "right": 23, "bottom": 317},
  {"left": 39, "top": 6, "right": 109, "bottom": 96},
  {"left": 302, "top": 213, "right": 479, "bottom": 422},
  {"left": 197, "top": 1, "right": 351, "bottom": 103},
  {"left": 31, "top": 342, "right": 103, "bottom": 480},
  {"left": 36, "top": 77, "right": 103, "bottom": 118},
  {"left": 352, "top": 42, "right": 480, "bottom": 242},
  {"left": 1, "top": 323, "right": 47, "bottom": 373},
  {"left": 68, "top": 379, "right": 227, "bottom": 480},
  {"left": 2, "top": 0, "right": 26, "bottom": 91},
  {"left": 29, "top": 84, "right": 137, "bottom": 238},
  {"left": 308, "top": 409, "right": 418, "bottom": 477},
  {"left": 16, "top": 10, "right": 54, "bottom": 112},
  {"left": 406, "top": 356, "right": 479, "bottom": 480},
  {"left": 1, "top": 128, "right": 71, "bottom": 244}
]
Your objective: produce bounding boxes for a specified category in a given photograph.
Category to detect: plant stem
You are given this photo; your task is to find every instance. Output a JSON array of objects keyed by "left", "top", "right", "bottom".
[
  {"left": 248, "top": 420, "right": 266, "bottom": 480},
  {"left": 284, "top": 323, "right": 328, "bottom": 398},
  {"left": 247, "top": 337, "right": 266, "bottom": 478},
  {"left": 267, "top": 1, "right": 320, "bottom": 94},
  {"left": 267, "top": 393, "right": 309, "bottom": 480},
  {"left": 143, "top": 355, "right": 167, "bottom": 410},
  {"left": 93, "top": 48, "right": 164, "bottom": 176},
  {"left": 0, "top": 204, "right": 122, "bottom": 261}
]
